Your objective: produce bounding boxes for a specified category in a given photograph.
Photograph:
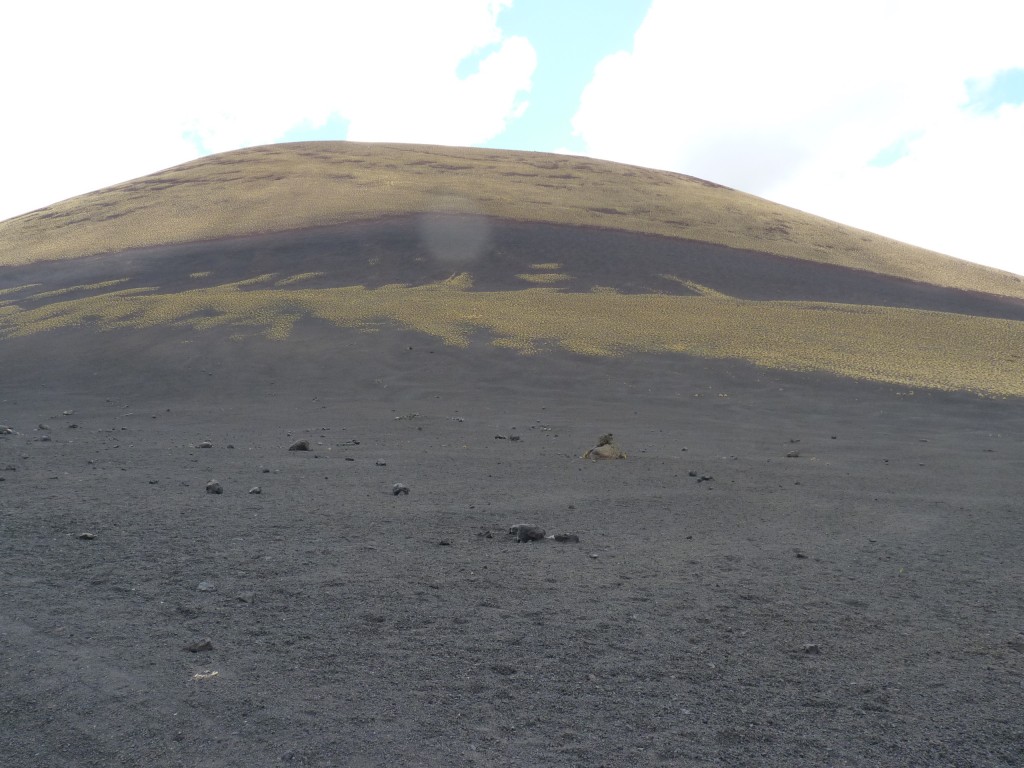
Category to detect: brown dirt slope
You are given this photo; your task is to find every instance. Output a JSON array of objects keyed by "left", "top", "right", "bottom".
[{"left": 2, "top": 141, "right": 1023, "bottom": 301}]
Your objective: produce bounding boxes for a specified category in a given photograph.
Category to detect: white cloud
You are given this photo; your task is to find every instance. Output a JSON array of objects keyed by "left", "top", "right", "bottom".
[
  {"left": 1, "top": 0, "right": 535, "bottom": 220},
  {"left": 572, "top": 0, "right": 1024, "bottom": 275}
]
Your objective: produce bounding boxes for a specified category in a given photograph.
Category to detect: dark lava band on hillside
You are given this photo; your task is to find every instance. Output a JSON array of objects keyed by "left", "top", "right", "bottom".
[{"left": 4, "top": 216, "right": 1024, "bottom": 322}]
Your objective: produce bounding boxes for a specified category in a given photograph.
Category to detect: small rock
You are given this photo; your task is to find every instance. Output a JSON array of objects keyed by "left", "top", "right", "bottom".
[
  {"left": 794, "top": 550, "right": 808, "bottom": 559},
  {"left": 237, "top": 591, "right": 255, "bottom": 603},
  {"left": 552, "top": 533, "right": 580, "bottom": 543},
  {"left": 688, "top": 470, "right": 698, "bottom": 477},
  {"left": 197, "top": 581, "right": 217, "bottom": 592},
  {"left": 0, "top": 426, "right": 15, "bottom": 435},
  {"left": 509, "top": 435, "right": 521, "bottom": 442},
  {"left": 248, "top": 486, "right": 261, "bottom": 494},
  {"left": 37, "top": 435, "right": 51, "bottom": 442},
  {"left": 198, "top": 441, "right": 213, "bottom": 448},
  {"left": 801, "top": 643, "right": 821, "bottom": 655},
  {"left": 509, "top": 523, "right": 545, "bottom": 543},
  {"left": 392, "top": 483, "right": 410, "bottom": 496},
  {"left": 583, "top": 433, "right": 626, "bottom": 460},
  {"left": 148, "top": 479, "right": 159, "bottom": 484},
  {"left": 786, "top": 451, "right": 800, "bottom": 458},
  {"left": 78, "top": 532, "right": 96, "bottom": 540},
  {"left": 205, "top": 480, "right": 223, "bottom": 494},
  {"left": 37, "top": 423, "right": 50, "bottom": 430},
  {"left": 697, "top": 474, "right": 713, "bottom": 482},
  {"left": 438, "top": 539, "right": 452, "bottom": 546},
  {"left": 62, "top": 410, "right": 74, "bottom": 416},
  {"left": 288, "top": 439, "right": 311, "bottom": 451},
  {"left": 375, "top": 459, "right": 387, "bottom": 466},
  {"left": 184, "top": 638, "right": 214, "bottom": 653},
  {"left": 589, "top": 553, "right": 599, "bottom": 559},
  {"left": 494, "top": 435, "right": 506, "bottom": 440}
]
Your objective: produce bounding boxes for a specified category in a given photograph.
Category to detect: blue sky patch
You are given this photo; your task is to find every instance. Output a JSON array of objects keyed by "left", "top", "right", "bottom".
[
  {"left": 456, "top": 42, "right": 504, "bottom": 79},
  {"left": 280, "top": 113, "right": 352, "bottom": 144},
  {"left": 484, "top": 0, "right": 650, "bottom": 155},
  {"left": 964, "top": 68, "right": 1024, "bottom": 114},
  {"left": 868, "top": 132, "right": 923, "bottom": 168}
]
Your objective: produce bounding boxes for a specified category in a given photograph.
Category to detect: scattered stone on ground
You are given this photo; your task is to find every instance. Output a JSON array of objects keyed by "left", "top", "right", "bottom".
[
  {"left": 198, "top": 441, "right": 213, "bottom": 448},
  {"left": 37, "top": 423, "right": 49, "bottom": 430},
  {"left": 801, "top": 643, "right": 822, "bottom": 654},
  {"left": 392, "top": 483, "right": 410, "bottom": 496},
  {"left": 237, "top": 592, "right": 255, "bottom": 603},
  {"left": 248, "top": 486, "right": 261, "bottom": 494},
  {"left": 288, "top": 439, "right": 311, "bottom": 451},
  {"left": 0, "top": 426, "right": 15, "bottom": 435},
  {"left": 509, "top": 523, "right": 546, "bottom": 543},
  {"left": 583, "top": 433, "right": 626, "bottom": 460},
  {"left": 37, "top": 435, "right": 51, "bottom": 442},
  {"left": 552, "top": 533, "right": 580, "bottom": 543},
  {"left": 197, "top": 581, "right": 217, "bottom": 592},
  {"left": 375, "top": 459, "right": 387, "bottom": 466},
  {"left": 438, "top": 539, "right": 452, "bottom": 546},
  {"left": 786, "top": 451, "right": 800, "bottom": 458},
  {"left": 78, "top": 532, "right": 96, "bottom": 540},
  {"left": 184, "top": 638, "right": 214, "bottom": 653},
  {"left": 698, "top": 474, "right": 714, "bottom": 482},
  {"left": 205, "top": 480, "right": 223, "bottom": 494}
]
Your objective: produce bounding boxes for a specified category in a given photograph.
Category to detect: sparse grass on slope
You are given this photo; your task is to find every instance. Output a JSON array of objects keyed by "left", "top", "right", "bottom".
[
  {"left": 2, "top": 141, "right": 1022, "bottom": 300},
  {"left": 2, "top": 275, "right": 1022, "bottom": 397}
]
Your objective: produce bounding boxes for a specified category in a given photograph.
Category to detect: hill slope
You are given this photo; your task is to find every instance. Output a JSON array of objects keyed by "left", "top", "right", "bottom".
[
  {"left": 3, "top": 141, "right": 1023, "bottom": 299},
  {"left": 1, "top": 142, "right": 1023, "bottom": 396}
]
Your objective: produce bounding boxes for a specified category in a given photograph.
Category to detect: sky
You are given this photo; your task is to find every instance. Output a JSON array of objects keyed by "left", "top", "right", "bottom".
[{"left": 3, "top": 0, "right": 1023, "bottom": 277}]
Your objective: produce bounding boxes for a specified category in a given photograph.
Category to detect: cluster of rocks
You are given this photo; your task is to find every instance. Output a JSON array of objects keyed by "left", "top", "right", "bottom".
[{"left": 508, "top": 524, "right": 580, "bottom": 544}]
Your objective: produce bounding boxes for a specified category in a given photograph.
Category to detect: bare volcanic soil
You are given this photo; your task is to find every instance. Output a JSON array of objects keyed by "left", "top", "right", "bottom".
[{"left": 2, "top": 321, "right": 1023, "bottom": 767}]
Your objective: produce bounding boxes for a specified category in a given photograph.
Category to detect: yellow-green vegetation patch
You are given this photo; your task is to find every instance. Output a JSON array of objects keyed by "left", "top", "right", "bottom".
[
  {"left": 276, "top": 272, "right": 326, "bottom": 286},
  {"left": 516, "top": 272, "right": 571, "bottom": 284},
  {"left": 0, "top": 283, "right": 42, "bottom": 296},
  {"left": 231, "top": 274, "right": 278, "bottom": 287},
  {"left": 27, "top": 279, "right": 130, "bottom": 300},
  {"left": 660, "top": 275, "right": 730, "bottom": 298},
  {"left": 1, "top": 276, "right": 1022, "bottom": 397}
]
